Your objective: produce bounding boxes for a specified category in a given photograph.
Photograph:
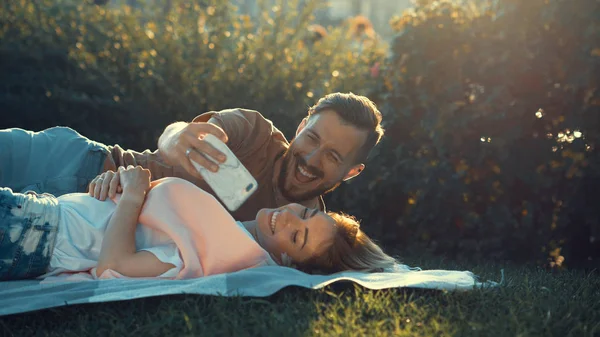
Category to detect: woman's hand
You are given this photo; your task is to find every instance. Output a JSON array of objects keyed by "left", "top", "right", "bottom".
[
  {"left": 95, "top": 165, "right": 162, "bottom": 278},
  {"left": 89, "top": 170, "right": 122, "bottom": 201},
  {"left": 118, "top": 165, "right": 151, "bottom": 201},
  {"left": 158, "top": 121, "right": 229, "bottom": 177},
  {"left": 89, "top": 166, "right": 151, "bottom": 201}
]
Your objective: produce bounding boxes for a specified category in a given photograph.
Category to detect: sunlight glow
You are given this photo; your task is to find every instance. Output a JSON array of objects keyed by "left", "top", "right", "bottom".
[
  {"left": 535, "top": 109, "right": 544, "bottom": 118},
  {"left": 145, "top": 29, "right": 154, "bottom": 39},
  {"left": 556, "top": 129, "right": 581, "bottom": 144}
]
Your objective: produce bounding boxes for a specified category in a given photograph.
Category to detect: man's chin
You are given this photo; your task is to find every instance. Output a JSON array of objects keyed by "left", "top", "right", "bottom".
[
  {"left": 281, "top": 182, "right": 326, "bottom": 203},
  {"left": 278, "top": 156, "right": 326, "bottom": 201}
]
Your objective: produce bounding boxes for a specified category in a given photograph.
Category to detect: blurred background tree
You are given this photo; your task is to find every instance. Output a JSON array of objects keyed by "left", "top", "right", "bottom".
[
  {"left": 327, "top": 0, "right": 599, "bottom": 269},
  {"left": 1, "top": 0, "right": 598, "bottom": 268}
]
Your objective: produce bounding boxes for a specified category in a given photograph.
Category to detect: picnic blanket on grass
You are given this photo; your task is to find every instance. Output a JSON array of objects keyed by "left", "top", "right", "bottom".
[{"left": 0, "top": 264, "right": 500, "bottom": 316}]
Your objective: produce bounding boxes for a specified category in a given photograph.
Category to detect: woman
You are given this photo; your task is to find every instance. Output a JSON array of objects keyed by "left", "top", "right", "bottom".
[{"left": 0, "top": 166, "right": 396, "bottom": 281}]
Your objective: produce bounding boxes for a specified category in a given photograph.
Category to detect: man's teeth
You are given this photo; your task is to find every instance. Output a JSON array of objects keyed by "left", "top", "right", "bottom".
[
  {"left": 270, "top": 211, "right": 279, "bottom": 234},
  {"left": 298, "top": 165, "right": 316, "bottom": 179}
]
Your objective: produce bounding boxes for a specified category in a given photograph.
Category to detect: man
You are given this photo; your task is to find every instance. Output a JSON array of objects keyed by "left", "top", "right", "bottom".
[{"left": 1, "top": 92, "right": 384, "bottom": 221}]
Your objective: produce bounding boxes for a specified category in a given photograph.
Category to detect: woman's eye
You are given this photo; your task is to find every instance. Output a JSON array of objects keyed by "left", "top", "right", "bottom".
[{"left": 293, "top": 230, "right": 298, "bottom": 243}]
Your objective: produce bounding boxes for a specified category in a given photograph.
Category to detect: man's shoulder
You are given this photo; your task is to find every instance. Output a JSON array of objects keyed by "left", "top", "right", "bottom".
[
  {"left": 195, "top": 108, "right": 288, "bottom": 151},
  {"left": 224, "top": 109, "right": 287, "bottom": 138},
  {"left": 193, "top": 108, "right": 269, "bottom": 126}
]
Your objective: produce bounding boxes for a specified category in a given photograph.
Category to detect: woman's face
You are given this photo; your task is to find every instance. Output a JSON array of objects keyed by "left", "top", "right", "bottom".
[{"left": 255, "top": 203, "right": 336, "bottom": 265}]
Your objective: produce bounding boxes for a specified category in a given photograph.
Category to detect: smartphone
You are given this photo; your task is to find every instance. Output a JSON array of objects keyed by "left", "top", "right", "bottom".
[{"left": 190, "top": 134, "right": 258, "bottom": 211}]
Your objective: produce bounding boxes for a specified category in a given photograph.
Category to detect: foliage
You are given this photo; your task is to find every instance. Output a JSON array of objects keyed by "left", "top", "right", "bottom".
[
  {"left": 0, "top": 0, "right": 385, "bottom": 147},
  {"left": 327, "top": 0, "right": 600, "bottom": 267}
]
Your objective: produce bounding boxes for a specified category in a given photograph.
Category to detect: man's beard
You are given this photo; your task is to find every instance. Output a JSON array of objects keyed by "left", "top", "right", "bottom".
[{"left": 277, "top": 147, "right": 341, "bottom": 203}]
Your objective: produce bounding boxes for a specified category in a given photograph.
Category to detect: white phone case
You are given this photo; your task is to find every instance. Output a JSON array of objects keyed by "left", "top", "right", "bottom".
[{"left": 190, "top": 134, "right": 258, "bottom": 211}]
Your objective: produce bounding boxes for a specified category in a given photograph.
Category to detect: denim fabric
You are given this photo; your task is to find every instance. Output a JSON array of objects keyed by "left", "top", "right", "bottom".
[
  {"left": 0, "top": 127, "right": 109, "bottom": 197},
  {"left": 0, "top": 188, "right": 60, "bottom": 280}
]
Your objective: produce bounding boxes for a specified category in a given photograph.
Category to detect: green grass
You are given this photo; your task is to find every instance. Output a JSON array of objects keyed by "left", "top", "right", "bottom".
[{"left": 1, "top": 258, "right": 598, "bottom": 337}]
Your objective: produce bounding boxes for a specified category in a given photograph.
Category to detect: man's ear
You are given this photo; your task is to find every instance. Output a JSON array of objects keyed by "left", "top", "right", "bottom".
[
  {"left": 296, "top": 117, "right": 308, "bottom": 137},
  {"left": 343, "top": 163, "right": 365, "bottom": 181}
]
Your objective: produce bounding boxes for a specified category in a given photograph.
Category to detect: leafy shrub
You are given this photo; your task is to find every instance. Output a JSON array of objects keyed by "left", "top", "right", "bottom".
[
  {"left": 327, "top": 0, "right": 600, "bottom": 268},
  {"left": 0, "top": 0, "right": 385, "bottom": 147}
]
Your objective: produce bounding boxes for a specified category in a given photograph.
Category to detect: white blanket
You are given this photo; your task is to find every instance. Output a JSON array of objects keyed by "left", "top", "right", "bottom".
[{"left": 0, "top": 264, "right": 500, "bottom": 316}]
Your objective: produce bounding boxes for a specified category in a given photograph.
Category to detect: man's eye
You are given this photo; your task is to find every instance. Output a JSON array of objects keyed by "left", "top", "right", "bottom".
[{"left": 293, "top": 231, "right": 298, "bottom": 243}]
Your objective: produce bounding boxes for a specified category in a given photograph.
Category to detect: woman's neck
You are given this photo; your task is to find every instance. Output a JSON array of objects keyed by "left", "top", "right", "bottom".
[
  {"left": 241, "top": 220, "right": 259, "bottom": 242},
  {"left": 241, "top": 220, "right": 282, "bottom": 265}
]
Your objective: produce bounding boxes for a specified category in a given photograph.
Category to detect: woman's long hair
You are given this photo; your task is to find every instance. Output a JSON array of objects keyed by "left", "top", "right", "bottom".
[{"left": 297, "top": 212, "right": 397, "bottom": 274}]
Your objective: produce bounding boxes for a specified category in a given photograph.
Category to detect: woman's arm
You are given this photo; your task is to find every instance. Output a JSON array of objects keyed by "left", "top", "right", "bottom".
[{"left": 95, "top": 166, "right": 174, "bottom": 278}]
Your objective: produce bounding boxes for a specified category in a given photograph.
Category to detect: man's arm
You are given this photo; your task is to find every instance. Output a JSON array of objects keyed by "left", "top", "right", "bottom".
[
  {"left": 156, "top": 117, "right": 229, "bottom": 178},
  {"left": 156, "top": 109, "right": 272, "bottom": 179},
  {"left": 91, "top": 115, "right": 234, "bottom": 201},
  {"left": 157, "top": 122, "right": 188, "bottom": 166}
]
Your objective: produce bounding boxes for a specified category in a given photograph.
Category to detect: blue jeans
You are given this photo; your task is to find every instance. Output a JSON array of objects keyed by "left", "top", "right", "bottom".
[
  {"left": 0, "top": 127, "right": 109, "bottom": 196},
  {"left": 0, "top": 188, "right": 60, "bottom": 280}
]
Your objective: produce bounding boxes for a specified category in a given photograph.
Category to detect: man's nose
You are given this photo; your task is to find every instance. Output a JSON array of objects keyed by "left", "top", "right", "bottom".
[{"left": 304, "top": 148, "right": 322, "bottom": 168}]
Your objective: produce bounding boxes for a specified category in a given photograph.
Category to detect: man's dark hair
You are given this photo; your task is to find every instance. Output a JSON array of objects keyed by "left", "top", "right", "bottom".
[{"left": 308, "top": 92, "right": 384, "bottom": 163}]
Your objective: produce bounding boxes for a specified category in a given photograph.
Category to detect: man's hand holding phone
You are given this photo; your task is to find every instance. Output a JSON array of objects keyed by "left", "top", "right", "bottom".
[
  {"left": 189, "top": 134, "right": 258, "bottom": 211},
  {"left": 159, "top": 121, "right": 229, "bottom": 178}
]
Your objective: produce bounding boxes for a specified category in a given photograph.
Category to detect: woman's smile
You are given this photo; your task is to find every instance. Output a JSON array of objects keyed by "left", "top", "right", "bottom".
[{"left": 269, "top": 210, "right": 280, "bottom": 234}]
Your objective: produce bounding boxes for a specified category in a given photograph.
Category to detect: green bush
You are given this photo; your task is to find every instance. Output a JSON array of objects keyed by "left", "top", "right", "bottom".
[
  {"left": 327, "top": 0, "right": 600, "bottom": 268},
  {"left": 0, "top": 0, "right": 385, "bottom": 147}
]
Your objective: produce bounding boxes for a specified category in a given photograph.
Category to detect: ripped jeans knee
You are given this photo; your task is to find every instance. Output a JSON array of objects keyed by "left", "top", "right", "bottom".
[{"left": 0, "top": 188, "right": 60, "bottom": 281}]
